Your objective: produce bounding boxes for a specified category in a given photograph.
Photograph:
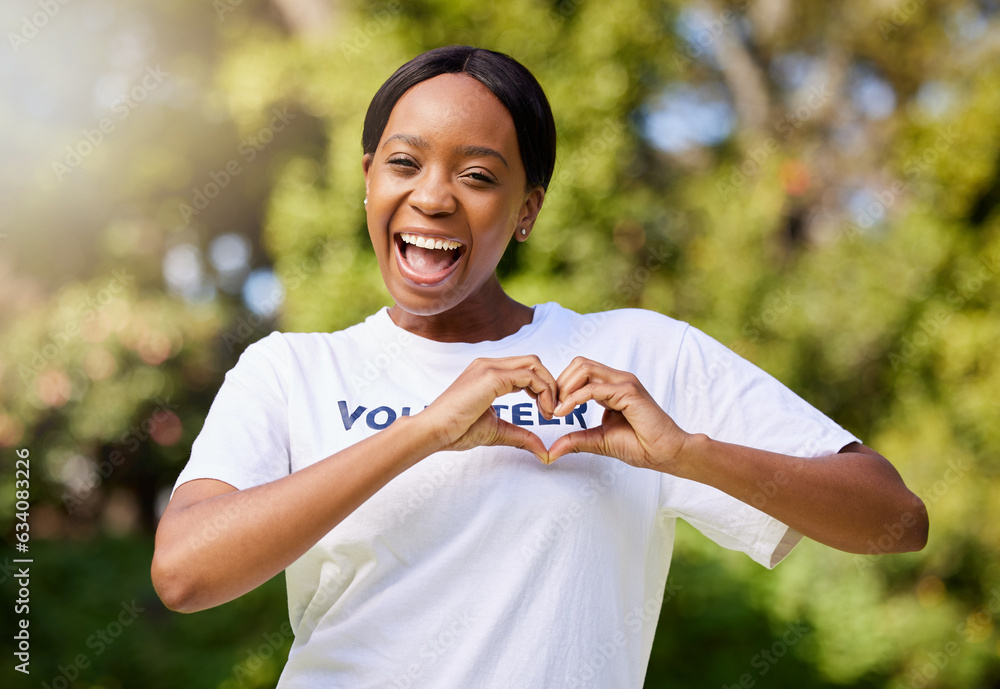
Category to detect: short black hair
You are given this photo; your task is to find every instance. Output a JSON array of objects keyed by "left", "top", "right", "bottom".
[{"left": 362, "top": 45, "right": 557, "bottom": 191}]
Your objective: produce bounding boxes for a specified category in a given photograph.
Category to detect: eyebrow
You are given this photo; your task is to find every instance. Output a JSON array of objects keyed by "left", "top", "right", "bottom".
[{"left": 383, "top": 133, "right": 508, "bottom": 169}]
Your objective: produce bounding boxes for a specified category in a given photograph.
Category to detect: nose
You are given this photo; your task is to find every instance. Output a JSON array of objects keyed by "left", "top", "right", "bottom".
[{"left": 408, "top": 167, "right": 457, "bottom": 216}]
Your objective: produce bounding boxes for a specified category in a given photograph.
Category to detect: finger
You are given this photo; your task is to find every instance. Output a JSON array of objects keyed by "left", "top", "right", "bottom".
[
  {"left": 554, "top": 356, "right": 599, "bottom": 396},
  {"left": 487, "top": 417, "right": 550, "bottom": 464},
  {"left": 525, "top": 358, "right": 560, "bottom": 418},
  {"left": 547, "top": 427, "right": 608, "bottom": 463},
  {"left": 431, "top": 356, "right": 559, "bottom": 446},
  {"left": 554, "top": 358, "right": 634, "bottom": 415},
  {"left": 556, "top": 356, "right": 634, "bottom": 387},
  {"left": 555, "top": 381, "right": 633, "bottom": 418},
  {"left": 499, "top": 357, "right": 558, "bottom": 418}
]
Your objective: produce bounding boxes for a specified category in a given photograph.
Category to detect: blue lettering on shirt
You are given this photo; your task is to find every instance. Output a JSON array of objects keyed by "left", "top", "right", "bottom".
[
  {"left": 512, "top": 403, "right": 532, "bottom": 425},
  {"left": 337, "top": 400, "right": 588, "bottom": 431},
  {"left": 566, "top": 403, "right": 587, "bottom": 427},
  {"left": 339, "top": 401, "right": 366, "bottom": 430},
  {"left": 366, "top": 406, "right": 396, "bottom": 430}
]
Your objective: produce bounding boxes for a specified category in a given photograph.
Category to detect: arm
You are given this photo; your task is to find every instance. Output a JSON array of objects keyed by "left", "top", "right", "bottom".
[
  {"left": 546, "top": 357, "right": 928, "bottom": 555},
  {"left": 152, "top": 356, "right": 558, "bottom": 613},
  {"left": 671, "top": 437, "right": 927, "bottom": 553},
  {"left": 152, "top": 415, "right": 439, "bottom": 613}
]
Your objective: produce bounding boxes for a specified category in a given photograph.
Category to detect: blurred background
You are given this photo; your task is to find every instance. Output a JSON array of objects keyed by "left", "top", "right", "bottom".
[{"left": 1, "top": 0, "right": 999, "bottom": 687}]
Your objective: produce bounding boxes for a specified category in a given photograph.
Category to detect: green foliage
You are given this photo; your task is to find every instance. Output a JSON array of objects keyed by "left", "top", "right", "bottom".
[
  {"left": 3, "top": 0, "right": 1000, "bottom": 687},
  {"left": 5, "top": 537, "right": 289, "bottom": 689}
]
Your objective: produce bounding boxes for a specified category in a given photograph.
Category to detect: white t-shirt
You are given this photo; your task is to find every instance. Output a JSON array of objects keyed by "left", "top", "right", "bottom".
[{"left": 173, "top": 303, "right": 858, "bottom": 688}]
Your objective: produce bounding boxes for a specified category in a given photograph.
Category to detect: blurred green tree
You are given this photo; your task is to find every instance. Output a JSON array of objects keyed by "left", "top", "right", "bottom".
[{"left": 2, "top": 0, "right": 998, "bottom": 687}]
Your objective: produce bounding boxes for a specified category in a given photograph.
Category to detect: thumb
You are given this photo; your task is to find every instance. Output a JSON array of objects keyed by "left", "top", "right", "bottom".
[
  {"left": 547, "top": 427, "right": 607, "bottom": 464},
  {"left": 487, "top": 418, "right": 550, "bottom": 464}
]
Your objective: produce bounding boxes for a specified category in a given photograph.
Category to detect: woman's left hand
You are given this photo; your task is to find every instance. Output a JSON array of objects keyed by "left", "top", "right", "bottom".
[{"left": 547, "top": 357, "right": 689, "bottom": 471}]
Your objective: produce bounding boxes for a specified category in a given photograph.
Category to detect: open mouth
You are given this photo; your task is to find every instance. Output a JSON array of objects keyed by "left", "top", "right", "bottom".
[{"left": 394, "top": 232, "right": 466, "bottom": 285}]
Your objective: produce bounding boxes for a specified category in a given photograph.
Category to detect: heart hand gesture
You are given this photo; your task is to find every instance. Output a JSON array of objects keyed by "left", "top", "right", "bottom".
[
  {"left": 422, "top": 355, "right": 559, "bottom": 464},
  {"left": 421, "top": 355, "right": 688, "bottom": 471},
  {"left": 547, "top": 357, "right": 689, "bottom": 470}
]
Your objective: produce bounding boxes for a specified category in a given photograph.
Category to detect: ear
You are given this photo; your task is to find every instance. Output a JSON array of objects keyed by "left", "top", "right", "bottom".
[
  {"left": 515, "top": 186, "right": 545, "bottom": 242},
  {"left": 362, "top": 154, "right": 373, "bottom": 199}
]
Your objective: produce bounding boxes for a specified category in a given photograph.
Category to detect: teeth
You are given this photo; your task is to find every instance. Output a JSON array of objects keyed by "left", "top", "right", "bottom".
[{"left": 400, "top": 233, "right": 462, "bottom": 251}]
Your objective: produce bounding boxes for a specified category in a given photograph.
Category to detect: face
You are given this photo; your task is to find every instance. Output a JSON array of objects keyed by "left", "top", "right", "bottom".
[{"left": 363, "top": 73, "right": 544, "bottom": 317}]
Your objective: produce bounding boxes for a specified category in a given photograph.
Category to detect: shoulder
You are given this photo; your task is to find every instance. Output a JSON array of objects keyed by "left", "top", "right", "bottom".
[
  {"left": 229, "top": 313, "right": 386, "bottom": 388},
  {"left": 540, "top": 302, "right": 686, "bottom": 326},
  {"left": 532, "top": 303, "right": 692, "bottom": 376},
  {"left": 539, "top": 302, "right": 691, "bottom": 339},
  {"left": 242, "top": 313, "right": 385, "bottom": 359}
]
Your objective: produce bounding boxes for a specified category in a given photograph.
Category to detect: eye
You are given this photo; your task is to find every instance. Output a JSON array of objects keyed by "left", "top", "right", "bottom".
[
  {"left": 465, "top": 169, "right": 497, "bottom": 185},
  {"left": 386, "top": 156, "right": 418, "bottom": 171}
]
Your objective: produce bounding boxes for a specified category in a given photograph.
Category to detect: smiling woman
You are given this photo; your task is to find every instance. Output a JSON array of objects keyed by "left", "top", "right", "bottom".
[
  {"left": 361, "top": 57, "right": 548, "bottom": 336},
  {"left": 151, "top": 46, "right": 928, "bottom": 688}
]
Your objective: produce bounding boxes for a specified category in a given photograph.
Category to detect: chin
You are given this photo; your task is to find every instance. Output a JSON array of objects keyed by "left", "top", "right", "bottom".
[{"left": 387, "top": 286, "right": 465, "bottom": 318}]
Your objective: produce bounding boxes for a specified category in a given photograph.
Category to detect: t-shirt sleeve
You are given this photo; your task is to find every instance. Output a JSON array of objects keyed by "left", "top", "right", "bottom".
[
  {"left": 658, "top": 324, "right": 860, "bottom": 568},
  {"left": 171, "top": 332, "right": 292, "bottom": 497}
]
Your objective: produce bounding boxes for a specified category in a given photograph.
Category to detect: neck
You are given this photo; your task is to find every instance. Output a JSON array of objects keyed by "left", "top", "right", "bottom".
[{"left": 388, "top": 277, "right": 534, "bottom": 343}]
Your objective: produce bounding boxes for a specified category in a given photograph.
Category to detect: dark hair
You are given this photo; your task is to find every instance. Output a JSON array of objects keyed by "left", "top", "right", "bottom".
[{"left": 362, "top": 45, "right": 557, "bottom": 191}]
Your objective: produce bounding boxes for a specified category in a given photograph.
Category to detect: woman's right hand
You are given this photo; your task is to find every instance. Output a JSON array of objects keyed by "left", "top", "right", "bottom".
[
  {"left": 153, "top": 355, "right": 558, "bottom": 613},
  {"left": 420, "top": 355, "right": 558, "bottom": 463}
]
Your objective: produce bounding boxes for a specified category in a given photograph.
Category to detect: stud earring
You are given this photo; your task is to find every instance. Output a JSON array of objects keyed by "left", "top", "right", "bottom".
[
  {"left": 364, "top": 198, "right": 368, "bottom": 206},
  {"left": 520, "top": 228, "right": 526, "bottom": 236}
]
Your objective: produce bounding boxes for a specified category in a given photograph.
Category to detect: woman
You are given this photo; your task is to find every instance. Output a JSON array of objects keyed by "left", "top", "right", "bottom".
[{"left": 152, "top": 46, "right": 928, "bottom": 687}]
